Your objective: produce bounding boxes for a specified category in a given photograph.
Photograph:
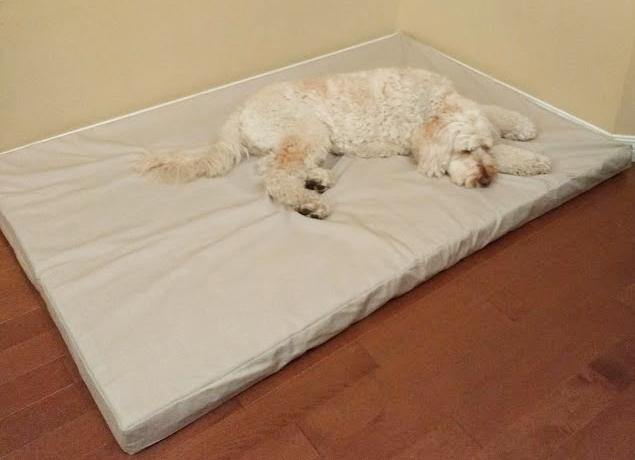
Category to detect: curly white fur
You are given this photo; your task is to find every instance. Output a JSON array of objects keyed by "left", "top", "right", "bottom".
[{"left": 137, "top": 68, "right": 551, "bottom": 218}]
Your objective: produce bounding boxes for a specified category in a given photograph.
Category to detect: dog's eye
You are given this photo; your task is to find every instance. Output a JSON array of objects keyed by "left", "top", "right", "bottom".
[
  {"left": 482, "top": 145, "right": 491, "bottom": 152},
  {"left": 461, "top": 149, "right": 472, "bottom": 154}
]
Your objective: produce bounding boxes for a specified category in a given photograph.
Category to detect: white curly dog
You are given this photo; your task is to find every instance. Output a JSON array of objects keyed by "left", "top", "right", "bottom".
[{"left": 138, "top": 68, "right": 551, "bottom": 219}]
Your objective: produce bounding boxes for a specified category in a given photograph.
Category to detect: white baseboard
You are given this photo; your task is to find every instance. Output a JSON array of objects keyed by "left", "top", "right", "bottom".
[
  {"left": 3, "top": 31, "right": 634, "bottom": 161},
  {"left": 1, "top": 33, "right": 402, "bottom": 157},
  {"left": 612, "top": 134, "right": 635, "bottom": 160},
  {"left": 422, "top": 37, "right": 635, "bottom": 162}
]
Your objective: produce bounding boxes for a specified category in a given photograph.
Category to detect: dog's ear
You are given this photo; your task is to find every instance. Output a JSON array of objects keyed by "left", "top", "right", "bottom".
[{"left": 412, "top": 116, "right": 455, "bottom": 176}]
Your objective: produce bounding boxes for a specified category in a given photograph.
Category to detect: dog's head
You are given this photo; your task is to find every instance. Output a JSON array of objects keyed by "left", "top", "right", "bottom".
[
  {"left": 430, "top": 105, "right": 494, "bottom": 155},
  {"left": 450, "top": 111, "right": 497, "bottom": 186},
  {"left": 417, "top": 95, "right": 497, "bottom": 186}
]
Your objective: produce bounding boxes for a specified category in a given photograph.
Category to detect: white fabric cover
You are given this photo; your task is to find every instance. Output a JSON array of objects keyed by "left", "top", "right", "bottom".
[{"left": 0, "top": 35, "right": 630, "bottom": 454}]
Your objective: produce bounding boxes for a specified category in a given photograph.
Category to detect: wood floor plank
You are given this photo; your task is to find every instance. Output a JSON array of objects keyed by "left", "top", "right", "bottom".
[
  {"left": 298, "top": 373, "right": 393, "bottom": 451},
  {"left": 0, "top": 233, "right": 16, "bottom": 269},
  {"left": 452, "top": 299, "right": 635, "bottom": 446},
  {"left": 0, "top": 384, "right": 94, "bottom": 456},
  {"left": 550, "top": 386, "right": 635, "bottom": 460},
  {"left": 61, "top": 354, "right": 83, "bottom": 383},
  {"left": 0, "top": 330, "right": 67, "bottom": 386},
  {"left": 0, "top": 268, "right": 45, "bottom": 323},
  {"left": 359, "top": 295, "right": 508, "bottom": 373},
  {"left": 231, "top": 423, "right": 319, "bottom": 460},
  {"left": 389, "top": 419, "right": 481, "bottom": 460},
  {"left": 358, "top": 287, "right": 633, "bottom": 449},
  {"left": 0, "top": 357, "right": 74, "bottom": 420},
  {"left": 5, "top": 408, "right": 111, "bottom": 460},
  {"left": 473, "top": 208, "right": 633, "bottom": 322},
  {"left": 296, "top": 371, "right": 448, "bottom": 459},
  {"left": 589, "top": 336, "right": 635, "bottom": 391},
  {"left": 0, "top": 307, "right": 55, "bottom": 352},
  {"left": 616, "top": 282, "right": 635, "bottom": 308},
  {"left": 475, "top": 338, "right": 634, "bottom": 459}
]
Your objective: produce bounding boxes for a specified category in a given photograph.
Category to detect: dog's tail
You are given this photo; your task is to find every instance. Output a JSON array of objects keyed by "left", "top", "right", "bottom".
[
  {"left": 136, "top": 114, "right": 245, "bottom": 183},
  {"left": 136, "top": 142, "right": 243, "bottom": 183}
]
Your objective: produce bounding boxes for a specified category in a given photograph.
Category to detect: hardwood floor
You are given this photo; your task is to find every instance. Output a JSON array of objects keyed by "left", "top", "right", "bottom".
[{"left": 1, "top": 168, "right": 633, "bottom": 459}]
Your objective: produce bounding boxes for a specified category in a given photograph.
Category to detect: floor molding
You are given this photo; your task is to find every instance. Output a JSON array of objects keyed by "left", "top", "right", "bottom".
[
  {"left": 0, "top": 32, "right": 401, "bottom": 157},
  {"left": 3, "top": 31, "right": 634, "bottom": 161},
  {"left": 612, "top": 134, "right": 635, "bottom": 160},
  {"left": 421, "top": 35, "right": 635, "bottom": 161}
]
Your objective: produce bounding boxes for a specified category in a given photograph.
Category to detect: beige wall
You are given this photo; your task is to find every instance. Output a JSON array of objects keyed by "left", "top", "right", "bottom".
[
  {"left": 615, "top": 40, "right": 635, "bottom": 134},
  {"left": 3, "top": 0, "right": 635, "bottom": 152},
  {"left": 398, "top": 0, "right": 635, "bottom": 134},
  {"left": 0, "top": 0, "right": 398, "bottom": 152}
]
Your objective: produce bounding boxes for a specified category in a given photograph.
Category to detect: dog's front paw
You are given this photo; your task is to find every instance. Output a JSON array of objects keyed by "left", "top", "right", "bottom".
[
  {"left": 297, "top": 200, "right": 330, "bottom": 219},
  {"left": 417, "top": 162, "right": 446, "bottom": 178},
  {"left": 510, "top": 152, "right": 552, "bottom": 176},
  {"left": 530, "top": 153, "right": 551, "bottom": 174},
  {"left": 304, "top": 168, "right": 333, "bottom": 194},
  {"left": 503, "top": 118, "right": 538, "bottom": 141}
]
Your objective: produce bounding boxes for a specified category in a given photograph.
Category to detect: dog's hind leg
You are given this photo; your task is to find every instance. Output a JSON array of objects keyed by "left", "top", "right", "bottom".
[
  {"left": 481, "top": 105, "right": 537, "bottom": 141},
  {"left": 262, "top": 132, "right": 333, "bottom": 218},
  {"left": 490, "top": 144, "right": 551, "bottom": 176}
]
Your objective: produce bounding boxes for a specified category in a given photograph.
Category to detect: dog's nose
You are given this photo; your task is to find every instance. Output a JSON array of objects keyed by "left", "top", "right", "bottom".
[
  {"left": 477, "top": 164, "right": 492, "bottom": 186},
  {"left": 479, "top": 175, "right": 491, "bottom": 186}
]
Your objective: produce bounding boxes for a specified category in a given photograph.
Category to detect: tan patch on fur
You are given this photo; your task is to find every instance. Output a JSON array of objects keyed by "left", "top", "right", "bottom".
[
  {"left": 421, "top": 93, "right": 463, "bottom": 138},
  {"left": 298, "top": 78, "right": 328, "bottom": 97},
  {"left": 438, "top": 93, "right": 462, "bottom": 117},
  {"left": 275, "top": 136, "right": 309, "bottom": 170},
  {"left": 349, "top": 85, "right": 371, "bottom": 106},
  {"left": 484, "top": 162, "right": 497, "bottom": 177},
  {"left": 477, "top": 153, "right": 497, "bottom": 186},
  {"left": 335, "top": 76, "right": 373, "bottom": 107},
  {"left": 477, "top": 164, "right": 490, "bottom": 184},
  {"left": 482, "top": 152, "right": 498, "bottom": 177},
  {"left": 424, "top": 116, "right": 441, "bottom": 139},
  {"left": 411, "top": 116, "right": 444, "bottom": 158}
]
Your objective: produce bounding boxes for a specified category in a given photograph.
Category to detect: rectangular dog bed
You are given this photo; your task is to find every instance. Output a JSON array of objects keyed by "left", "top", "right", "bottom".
[{"left": 0, "top": 33, "right": 630, "bottom": 454}]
